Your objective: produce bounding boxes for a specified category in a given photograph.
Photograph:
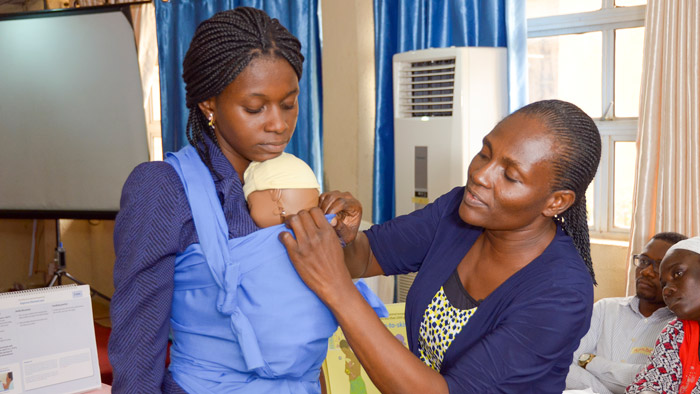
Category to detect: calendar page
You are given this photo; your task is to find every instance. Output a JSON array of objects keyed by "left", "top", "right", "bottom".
[{"left": 0, "top": 285, "right": 101, "bottom": 394}]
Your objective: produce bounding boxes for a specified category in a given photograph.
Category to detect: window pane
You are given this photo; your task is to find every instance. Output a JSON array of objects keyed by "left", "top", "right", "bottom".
[
  {"left": 615, "top": 0, "right": 646, "bottom": 6},
  {"left": 585, "top": 181, "right": 595, "bottom": 227},
  {"left": 613, "top": 141, "right": 637, "bottom": 228},
  {"left": 527, "top": 0, "right": 601, "bottom": 18},
  {"left": 615, "top": 27, "right": 645, "bottom": 117},
  {"left": 528, "top": 32, "right": 602, "bottom": 118}
]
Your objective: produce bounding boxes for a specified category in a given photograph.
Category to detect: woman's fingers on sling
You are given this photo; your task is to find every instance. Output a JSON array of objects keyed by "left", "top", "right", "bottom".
[
  {"left": 318, "top": 191, "right": 341, "bottom": 213},
  {"left": 309, "top": 206, "right": 331, "bottom": 227},
  {"left": 281, "top": 207, "right": 348, "bottom": 298},
  {"left": 319, "top": 191, "right": 361, "bottom": 217},
  {"left": 298, "top": 208, "right": 335, "bottom": 247},
  {"left": 281, "top": 208, "right": 329, "bottom": 252},
  {"left": 278, "top": 227, "right": 297, "bottom": 251},
  {"left": 283, "top": 209, "right": 313, "bottom": 244},
  {"left": 318, "top": 191, "right": 362, "bottom": 246}
]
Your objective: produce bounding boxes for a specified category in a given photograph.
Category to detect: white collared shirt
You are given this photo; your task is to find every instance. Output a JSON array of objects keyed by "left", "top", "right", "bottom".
[{"left": 565, "top": 295, "right": 675, "bottom": 394}]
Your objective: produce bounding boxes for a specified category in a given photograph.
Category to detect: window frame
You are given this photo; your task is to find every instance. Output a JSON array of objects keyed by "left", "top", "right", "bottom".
[
  {"left": 526, "top": 1, "right": 645, "bottom": 240},
  {"left": 593, "top": 119, "right": 637, "bottom": 238}
]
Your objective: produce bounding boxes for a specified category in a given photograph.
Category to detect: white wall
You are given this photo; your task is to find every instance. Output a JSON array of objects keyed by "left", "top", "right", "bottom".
[
  {"left": 320, "top": 0, "right": 376, "bottom": 221},
  {"left": 590, "top": 241, "right": 629, "bottom": 301}
]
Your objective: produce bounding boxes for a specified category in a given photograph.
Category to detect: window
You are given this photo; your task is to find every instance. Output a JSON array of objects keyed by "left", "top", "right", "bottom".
[{"left": 526, "top": 0, "right": 646, "bottom": 239}]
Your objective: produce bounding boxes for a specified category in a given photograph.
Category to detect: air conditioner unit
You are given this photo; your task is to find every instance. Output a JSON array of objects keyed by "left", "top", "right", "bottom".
[{"left": 392, "top": 47, "right": 507, "bottom": 302}]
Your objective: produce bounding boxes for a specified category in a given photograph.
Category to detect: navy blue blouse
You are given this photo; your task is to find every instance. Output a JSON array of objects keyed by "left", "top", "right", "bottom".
[{"left": 366, "top": 186, "right": 594, "bottom": 393}]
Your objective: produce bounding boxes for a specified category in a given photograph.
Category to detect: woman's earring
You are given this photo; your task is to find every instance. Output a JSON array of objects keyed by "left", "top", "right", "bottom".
[{"left": 208, "top": 113, "right": 215, "bottom": 129}]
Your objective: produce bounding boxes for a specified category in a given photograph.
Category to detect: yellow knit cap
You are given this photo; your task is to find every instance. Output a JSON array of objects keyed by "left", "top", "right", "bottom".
[{"left": 242, "top": 152, "right": 320, "bottom": 200}]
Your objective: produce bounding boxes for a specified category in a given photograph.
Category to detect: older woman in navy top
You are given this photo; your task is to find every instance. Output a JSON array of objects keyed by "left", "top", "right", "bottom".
[{"left": 281, "top": 99, "right": 602, "bottom": 393}]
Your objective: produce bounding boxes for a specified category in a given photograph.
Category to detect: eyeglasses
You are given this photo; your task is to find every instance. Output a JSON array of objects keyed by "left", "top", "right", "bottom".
[{"left": 633, "top": 254, "right": 661, "bottom": 273}]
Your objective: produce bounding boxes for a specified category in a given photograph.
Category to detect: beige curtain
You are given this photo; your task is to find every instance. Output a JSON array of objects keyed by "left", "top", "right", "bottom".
[
  {"left": 130, "top": 2, "right": 161, "bottom": 161},
  {"left": 130, "top": 2, "right": 159, "bottom": 113},
  {"left": 626, "top": 0, "right": 700, "bottom": 295}
]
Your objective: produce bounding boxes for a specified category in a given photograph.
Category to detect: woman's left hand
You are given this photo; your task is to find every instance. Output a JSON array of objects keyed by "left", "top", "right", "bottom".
[
  {"left": 279, "top": 207, "right": 354, "bottom": 302},
  {"left": 318, "top": 191, "right": 363, "bottom": 246}
]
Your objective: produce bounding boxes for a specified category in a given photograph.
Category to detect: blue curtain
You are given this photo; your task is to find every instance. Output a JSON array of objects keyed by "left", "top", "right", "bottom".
[
  {"left": 155, "top": 0, "right": 323, "bottom": 181},
  {"left": 372, "top": 0, "right": 527, "bottom": 224}
]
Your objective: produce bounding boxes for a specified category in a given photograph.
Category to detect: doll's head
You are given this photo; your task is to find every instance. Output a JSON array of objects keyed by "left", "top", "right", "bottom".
[{"left": 243, "top": 153, "right": 320, "bottom": 228}]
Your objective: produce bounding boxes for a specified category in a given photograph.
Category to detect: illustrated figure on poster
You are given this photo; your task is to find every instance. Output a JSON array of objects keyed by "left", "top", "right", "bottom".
[{"left": 340, "top": 340, "right": 367, "bottom": 394}]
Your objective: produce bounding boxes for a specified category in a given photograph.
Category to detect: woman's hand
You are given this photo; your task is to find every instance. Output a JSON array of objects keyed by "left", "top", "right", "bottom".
[
  {"left": 318, "top": 191, "right": 363, "bottom": 245},
  {"left": 279, "top": 207, "right": 355, "bottom": 303}
]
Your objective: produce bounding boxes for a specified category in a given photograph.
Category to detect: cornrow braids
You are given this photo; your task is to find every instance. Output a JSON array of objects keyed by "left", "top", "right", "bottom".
[
  {"left": 515, "top": 100, "right": 602, "bottom": 283},
  {"left": 181, "top": 7, "right": 304, "bottom": 179}
]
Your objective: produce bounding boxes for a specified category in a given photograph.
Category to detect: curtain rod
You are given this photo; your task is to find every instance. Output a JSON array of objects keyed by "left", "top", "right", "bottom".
[{"left": 0, "top": 1, "right": 151, "bottom": 21}]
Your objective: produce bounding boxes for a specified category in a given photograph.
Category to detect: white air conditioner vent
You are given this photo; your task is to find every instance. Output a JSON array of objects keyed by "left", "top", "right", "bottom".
[{"left": 397, "top": 57, "right": 456, "bottom": 118}]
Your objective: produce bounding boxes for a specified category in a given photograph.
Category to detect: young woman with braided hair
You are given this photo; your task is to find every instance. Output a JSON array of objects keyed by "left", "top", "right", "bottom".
[
  {"left": 109, "top": 7, "right": 359, "bottom": 393},
  {"left": 280, "top": 99, "right": 603, "bottom": 393}
]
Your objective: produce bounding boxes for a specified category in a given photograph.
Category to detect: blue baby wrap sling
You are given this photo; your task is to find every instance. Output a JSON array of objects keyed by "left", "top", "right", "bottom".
[{"left": 165, "top": 146, "right": 386, "bottom": 393}]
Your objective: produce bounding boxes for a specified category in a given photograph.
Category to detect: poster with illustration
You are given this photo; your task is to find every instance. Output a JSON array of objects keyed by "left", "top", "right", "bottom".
[
  {"left": 323, "top": 303, "right": 408, "bottom": 394},
  {"left": 0, "top": 285, "right": 100, "bottom": 394}
]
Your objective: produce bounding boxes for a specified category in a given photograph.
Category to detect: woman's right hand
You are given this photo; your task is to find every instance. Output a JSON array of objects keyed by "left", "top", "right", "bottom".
[{"left": 319, "top": 191, "right": 363, "bottom": 245}]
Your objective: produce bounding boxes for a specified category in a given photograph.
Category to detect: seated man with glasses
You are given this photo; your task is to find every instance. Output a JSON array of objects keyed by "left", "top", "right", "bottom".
[{"left": 565, "top": 232, "right": 687, "bottom": 394}]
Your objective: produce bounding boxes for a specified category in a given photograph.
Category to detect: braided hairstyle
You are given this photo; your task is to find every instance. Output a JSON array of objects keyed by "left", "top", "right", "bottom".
[
  {"left": 181, "top": 7, "right": 304, "bottom": 179},
  {"left": 515, "top": 100, "right": 601, "bottom": 283}
]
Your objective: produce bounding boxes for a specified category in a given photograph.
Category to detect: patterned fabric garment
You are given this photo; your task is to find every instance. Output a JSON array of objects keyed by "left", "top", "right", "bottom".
[
  {"left": 627, "top": 319, "right": 700, "bottom": 394},
  {"left": 419, "top": 286, "right": 477, "bottom": 371}
]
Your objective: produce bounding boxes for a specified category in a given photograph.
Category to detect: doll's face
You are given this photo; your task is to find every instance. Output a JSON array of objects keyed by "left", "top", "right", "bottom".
[{"left": 247, "top": 188, "right": 319, "bottom": 228}]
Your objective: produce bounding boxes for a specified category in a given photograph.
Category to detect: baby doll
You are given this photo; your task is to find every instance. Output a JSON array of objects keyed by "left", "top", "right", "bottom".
[{"left": 243, "top": 152, "right": 321, "bottom": 228}]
